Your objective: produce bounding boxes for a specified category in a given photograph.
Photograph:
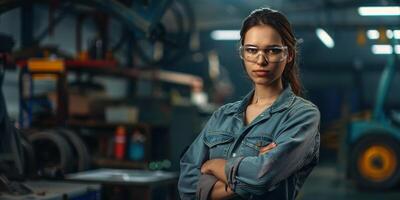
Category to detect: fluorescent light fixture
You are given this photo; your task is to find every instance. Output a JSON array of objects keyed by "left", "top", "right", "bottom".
[
  {"left": 386, "top": 30, "right": 394, "bottom": 39},
  {"left": 394, "top": 30, "right": 400, "bottom": 39},
  {"left": 316, "top": 28, "right": 334, "bottom": 48},
  {"left": 371, "top": 45, "right": 400, "bottom": 54},
  {"left": 358, "top": 6, "right": 400, "bottom": 16},
  {"left": 367, "top": 30, "right": 379, "bottom": 39},
  {"left": 385, "top": 30, "right": 400, "bottom": 39},
  {"left": 211, "top": 30, "right": 240, "bottom": 40},
  {"left": 367, "top": 29, "right": 400, "bottom": 40}
]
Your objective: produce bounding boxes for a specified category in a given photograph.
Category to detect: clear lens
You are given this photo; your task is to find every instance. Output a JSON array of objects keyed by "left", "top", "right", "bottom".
[{"left": 240, "top": 46, "right": 288, "bottom": 63}]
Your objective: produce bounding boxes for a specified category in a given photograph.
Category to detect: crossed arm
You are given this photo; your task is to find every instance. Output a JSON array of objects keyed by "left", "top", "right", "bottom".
[{"left": 200, "top": 143, "right": 277, "bottom": 200}]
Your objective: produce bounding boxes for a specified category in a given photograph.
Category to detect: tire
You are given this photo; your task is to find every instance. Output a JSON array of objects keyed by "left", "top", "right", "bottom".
[
  {"left": 28, "top": 131, "right": 74, "bottom": 174},
  {"left": 57, "top": 128, "right": 91, "bottom": 171},
  {"left": 351, "top": 134, "right": 400, "bottom": 189},
  {"left": 20, "top": 135, "right": 36, "bottom": 177}
]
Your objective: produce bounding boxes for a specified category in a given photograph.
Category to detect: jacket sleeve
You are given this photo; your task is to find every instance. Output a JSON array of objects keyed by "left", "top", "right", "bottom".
[
  {"left": 224, "top": 105, "right": 320, "bottom": 198},
  {"left": 196, "top": 174, "right": 219, "bottom": 200},
  {"left": 178, "top": 110, "right": 220, "bottom": 200}
]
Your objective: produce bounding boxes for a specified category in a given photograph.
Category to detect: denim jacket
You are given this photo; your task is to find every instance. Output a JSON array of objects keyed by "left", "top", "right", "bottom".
[{"left": 178, "top": 86, "right": 320, "bottom": 200}]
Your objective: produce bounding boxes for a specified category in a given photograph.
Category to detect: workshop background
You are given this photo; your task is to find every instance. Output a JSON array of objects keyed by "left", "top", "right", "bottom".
[{"left": 0, "top": 0, "right": 400, "bottom": 199}]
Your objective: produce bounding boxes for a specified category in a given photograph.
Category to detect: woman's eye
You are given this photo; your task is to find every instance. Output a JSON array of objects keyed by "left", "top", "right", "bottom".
[
  {"left": 266, "top": 48, "right": 283, "bottom": 54},
  {"left": 245, "top": 48, "right": 258, "bottom": 54}
]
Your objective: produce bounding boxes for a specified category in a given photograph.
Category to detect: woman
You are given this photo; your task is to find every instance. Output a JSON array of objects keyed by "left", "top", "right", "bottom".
[{"left": 178, "top": 7, "right": 320, "bottom": 200}]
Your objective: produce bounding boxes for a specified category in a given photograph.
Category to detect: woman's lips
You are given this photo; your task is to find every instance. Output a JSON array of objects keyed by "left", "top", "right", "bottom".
[{"left": 253, "top": 70, "right": 269, "bottom": 77}]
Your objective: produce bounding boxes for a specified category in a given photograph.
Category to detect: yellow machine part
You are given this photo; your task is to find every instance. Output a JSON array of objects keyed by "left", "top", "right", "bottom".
[{"left": 358, "top": 144, "right": 397, "bottom": 182}]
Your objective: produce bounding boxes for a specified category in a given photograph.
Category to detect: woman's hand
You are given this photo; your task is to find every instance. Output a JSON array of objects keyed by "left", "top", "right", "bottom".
[
  {"left": 210, "top": 180, "right": 235, "bottom": 200},
  {"left": 201, "top": 162, "right": 235, "bottom": 200},
  {"left": 201, "top": 159, "right": 228, "bottom": 184},
  {"left": 201, "top": 159, "right": 227, "bottom": 174},
  {"left": 258, "top": 142, "right": 276, "bottom": 156}
]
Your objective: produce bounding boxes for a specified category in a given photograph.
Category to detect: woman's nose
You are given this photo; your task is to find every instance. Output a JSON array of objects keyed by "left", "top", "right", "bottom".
[{"left": 256, "top": 53, "right": 269, "bottom": 65}]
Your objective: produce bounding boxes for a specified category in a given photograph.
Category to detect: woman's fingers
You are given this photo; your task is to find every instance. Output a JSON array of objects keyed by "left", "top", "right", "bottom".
[
  {"left": 200, "top": 160, "right": 210, "bottom": 173},
  {"left": 258, "top": 142, "right": 276, "bottom": 156}
]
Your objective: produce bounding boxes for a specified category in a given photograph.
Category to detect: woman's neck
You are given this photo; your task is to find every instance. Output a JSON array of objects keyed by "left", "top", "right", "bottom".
[{"left": 252, "top": 81, "right": 283, "bottom": 105}]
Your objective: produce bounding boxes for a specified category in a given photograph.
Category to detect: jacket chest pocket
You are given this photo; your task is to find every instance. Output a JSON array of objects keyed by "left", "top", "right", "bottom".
[
  {"left": 203, "top": 132, "right": 234, "bottom": 159},
  {"left": 239, "top": 136, "right": 273, "bottom": 156}
]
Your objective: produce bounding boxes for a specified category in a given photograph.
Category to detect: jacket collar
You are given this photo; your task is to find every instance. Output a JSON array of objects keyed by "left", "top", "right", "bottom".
[
  {"left": 269, "top": 85, "right": 296, "bottom": 114},
  {"left": 223, "top": 85, "right": 296, "bottom": 115}
]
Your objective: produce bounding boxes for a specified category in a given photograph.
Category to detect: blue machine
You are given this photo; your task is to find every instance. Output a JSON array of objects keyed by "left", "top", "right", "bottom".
[{"left": 345, "top": 43, "right": 400, "bottom": 189}]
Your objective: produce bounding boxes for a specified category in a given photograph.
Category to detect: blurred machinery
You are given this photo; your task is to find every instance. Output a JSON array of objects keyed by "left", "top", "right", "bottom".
[
  {"left": 0, "top": 0, "right": 195, "bottom": 66},
  {"left": 1, "top": 34, "right": 100, "bottom": 200},
  {"left": 0, "top": 32, "right": 32, "bottom": 195},
  {"left": 344, "top": 42, "right": 400, "bottom": 189},
  {"left": 1, "top": 1, "right": 199, "bottom": 199}
]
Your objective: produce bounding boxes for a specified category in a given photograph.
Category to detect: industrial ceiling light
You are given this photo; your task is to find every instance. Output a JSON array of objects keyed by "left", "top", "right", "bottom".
[
  {"left": 316, "top": 28, "right": 335, "bottom": 48},
  {"left": 371, "top": 45, "right": 400, "bottom": 54},
  {"left": 358, "top": 6, "right": 400, "bottom": 16},
  {"left": 367, "top": 30, "right": 379, "bottom": 39},
  {"left": 387, "top": 30, "right": 394, "bottom": 39},
  {"left": 386, "top": 30, "right": 400, "bottom": 39},
  {"left": 211, "top": 30, "right": 240, "bottom": 40},
  {"left": 394, "top": 30, "right": 400, "bottom": 39}
]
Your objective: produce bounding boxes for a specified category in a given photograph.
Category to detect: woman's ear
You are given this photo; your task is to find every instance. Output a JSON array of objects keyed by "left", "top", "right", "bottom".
[
  {"left": 288, "top": 55, "right": 293, "bottom": 63},
  {"left": 287, "top": 50, "right": 294, "bottom": 63}
]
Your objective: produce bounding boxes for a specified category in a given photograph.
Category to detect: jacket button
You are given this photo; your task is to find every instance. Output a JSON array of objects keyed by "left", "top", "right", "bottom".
[{"left": 232, "top": 153, "right": 237, "bottom": 157}]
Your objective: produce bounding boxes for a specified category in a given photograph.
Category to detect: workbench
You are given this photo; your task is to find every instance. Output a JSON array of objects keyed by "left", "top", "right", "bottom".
[
  {"left": 66, "top": 168, "right": 178, "bottom": 200},
  {"left": 0, "top": 180, "right": 101, "bottom": 200}
]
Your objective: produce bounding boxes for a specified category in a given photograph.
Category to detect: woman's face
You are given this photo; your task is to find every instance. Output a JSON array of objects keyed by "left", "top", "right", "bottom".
[{"left": 241, "top": 25, "right": 290, "bottom": 86}]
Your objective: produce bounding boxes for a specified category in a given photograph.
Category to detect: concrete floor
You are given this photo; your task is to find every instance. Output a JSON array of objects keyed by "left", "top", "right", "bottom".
[{"left": 299, "top": 161, "right": 400, "bottom": 200}]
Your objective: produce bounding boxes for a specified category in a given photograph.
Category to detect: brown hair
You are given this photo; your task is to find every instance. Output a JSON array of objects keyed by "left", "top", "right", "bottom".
[{"left": 240, "top": 8, "right": 303, "bottom": 96}]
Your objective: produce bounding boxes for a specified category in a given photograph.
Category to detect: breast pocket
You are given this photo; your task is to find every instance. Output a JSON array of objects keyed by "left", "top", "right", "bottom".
[
  {"left": 203, "top": 131, "right": 234, "bottom": 159},
  {"left": 240, "top": 136, "right": 273, "bottom": 156}
]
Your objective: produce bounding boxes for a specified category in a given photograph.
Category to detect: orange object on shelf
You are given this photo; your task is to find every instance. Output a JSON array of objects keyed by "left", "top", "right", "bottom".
[
  {"left": 77, "top": 51, "right": 89, "bottom": 61},
  {"left": 114, "top": 126, "right": 127, "bottom": 160},
  {"left": 27, "top": 58, "right": 65, "bottom": 72},
  {"left": 16, "top": 59, "right": 118, "bottom": 69}
]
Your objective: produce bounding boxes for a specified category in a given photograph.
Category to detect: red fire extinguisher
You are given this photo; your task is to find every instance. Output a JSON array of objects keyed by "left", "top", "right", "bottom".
[{"left": 114, "top": 126, "right": 126, "bottom": 160}]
